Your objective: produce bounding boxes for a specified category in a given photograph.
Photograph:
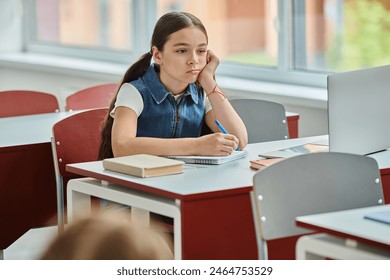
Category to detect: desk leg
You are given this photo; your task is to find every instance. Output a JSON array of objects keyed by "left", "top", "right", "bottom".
[
  {"left": 131, "top": 208, "right": 150, "bottom": 227},
  {"left": 296, "top": 234, "right": 327, "bottom": 260},
  {"left": 67, "top": 187, "right": 92, "bottom": 224}
]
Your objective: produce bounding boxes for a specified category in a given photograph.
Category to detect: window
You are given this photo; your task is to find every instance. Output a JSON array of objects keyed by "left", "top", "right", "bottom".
[
  {"left": 296, "top": 0, "right": 390, "bottom": 72},
  {"left": 157, "top": 0, "right": 278, "bottom": 68},
  {"left": 34, "top": 0, "right": 132, "bottom": 50},
  {"left": 24, "top": 0, "right": 390, "bottom": 87},
  {"left": 24, "top": 0, "right": 152, "bottom": 62}
]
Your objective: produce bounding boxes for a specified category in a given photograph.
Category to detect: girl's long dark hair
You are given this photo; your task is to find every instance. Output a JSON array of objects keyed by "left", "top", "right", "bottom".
[{"left": 98, "top": 12, "right": 208, "bottom": 159}]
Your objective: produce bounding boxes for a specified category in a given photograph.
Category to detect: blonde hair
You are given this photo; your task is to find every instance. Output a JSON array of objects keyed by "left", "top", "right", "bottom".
[{"left": 41, "top": 214, "right": 173, "bottom": 260}]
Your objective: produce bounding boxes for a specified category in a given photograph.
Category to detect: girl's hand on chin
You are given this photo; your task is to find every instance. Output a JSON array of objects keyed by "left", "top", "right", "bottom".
[{"left": 198, "top": 50, "right": 219, "bottom": 86}]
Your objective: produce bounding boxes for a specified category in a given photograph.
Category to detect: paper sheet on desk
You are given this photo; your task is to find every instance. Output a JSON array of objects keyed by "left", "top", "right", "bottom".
[
  {"left": 258, "top": 143, "right": 329, "bottom": 159},
  {"left": 364, "top": 209, "right": 390, "bottom": 225}
]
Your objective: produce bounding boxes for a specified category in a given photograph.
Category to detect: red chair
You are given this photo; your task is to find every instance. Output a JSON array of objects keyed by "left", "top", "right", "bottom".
[
  {"left": 51, "top": 108, "right": 109, "bottom": 231},
  {"left": 0, "top": 90, "right": 59, "bottom": 118},
  {"left": 65, "top": 83, "right": 118, "bottom": 111}
]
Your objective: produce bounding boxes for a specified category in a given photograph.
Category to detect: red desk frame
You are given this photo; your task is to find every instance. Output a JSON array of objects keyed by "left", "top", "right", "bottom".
[
  {"left": 286, "top": 114, "right": 299, "bottom": 138},
  {"left": 0, "top": 143, "right": 57, "bottom": 249}
]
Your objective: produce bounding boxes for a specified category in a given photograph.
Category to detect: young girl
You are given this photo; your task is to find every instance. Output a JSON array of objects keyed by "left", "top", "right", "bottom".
[{"left": 98, "top": 12, "right": 247, "bottom": 160}]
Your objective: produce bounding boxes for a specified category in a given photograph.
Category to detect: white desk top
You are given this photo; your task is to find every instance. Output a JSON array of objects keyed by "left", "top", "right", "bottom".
[
  {"left": 65, "top": 132, "right": 390, "bottom": 200},
  {"left": 66, "top": 135, "right": 328, "bottom": 199},
  {"left": 369, "top": 149, "right": 390, "bottom": 171},
  {"left": 296, "top": 204, "right": 390, "bottom": 248},
  {"left": 285, "top": 111, "right": 299, "bottom": 117},
  {"left": 0, "top": 111, "right": 80, "bottom": 147}
]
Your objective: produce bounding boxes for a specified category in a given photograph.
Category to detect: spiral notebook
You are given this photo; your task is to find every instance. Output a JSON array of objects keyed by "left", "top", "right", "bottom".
[{"left": 165, "top": 150, "right": 247, "bottom": 165}]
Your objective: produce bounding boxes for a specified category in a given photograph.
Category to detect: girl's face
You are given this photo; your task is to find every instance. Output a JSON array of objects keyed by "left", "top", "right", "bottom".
[{"left": 153, "top": 26, "right": 208, "bottom": 94}]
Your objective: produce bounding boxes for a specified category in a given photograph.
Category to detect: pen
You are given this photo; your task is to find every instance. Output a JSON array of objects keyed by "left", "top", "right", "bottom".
[
  {"left": 215, "top": 119, "right": 228, "bottom": 134},
  {"left": 214, "top": 120, "right": 241, "bottom": 151}
]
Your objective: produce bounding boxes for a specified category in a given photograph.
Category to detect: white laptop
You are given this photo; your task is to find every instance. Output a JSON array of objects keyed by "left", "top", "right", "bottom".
[{"left": 328, "top": 64, "right": 390, "bottom": 155}]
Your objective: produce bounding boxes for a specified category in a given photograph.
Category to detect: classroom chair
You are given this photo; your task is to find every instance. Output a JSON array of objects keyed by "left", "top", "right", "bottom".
[
  {"left": 251, "top": 152, "right": 384, "bottom": 259},
  {"left": 51, "top": 108, "right": 109, "bottom": 232},
  {"left": 0, "top": 90, "right": 59, "bottom": 117},
  {"left": 229, "top": 98, "right": 289, "bottom": 143},
  {"left": 65, "top": 83, "right": 118, "bottom": 111}
]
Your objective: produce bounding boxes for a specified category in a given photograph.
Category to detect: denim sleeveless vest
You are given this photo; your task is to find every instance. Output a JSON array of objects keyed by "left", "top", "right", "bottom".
[{"left": 130, "top": 64, "right": 205, "bottom": 138}]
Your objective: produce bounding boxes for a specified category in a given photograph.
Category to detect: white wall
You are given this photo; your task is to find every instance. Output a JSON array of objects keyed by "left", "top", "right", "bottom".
[
  {"left": 0, "top": 1, "right": 23, "bottom": 51},
  {"left": 0, "top": 65, "right": 119, "bottom": 111}
]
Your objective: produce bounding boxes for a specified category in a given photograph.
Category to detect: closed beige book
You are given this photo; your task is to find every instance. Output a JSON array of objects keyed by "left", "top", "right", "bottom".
[{"left": 103, "top": 154, "right": 184, "bottom": 178}]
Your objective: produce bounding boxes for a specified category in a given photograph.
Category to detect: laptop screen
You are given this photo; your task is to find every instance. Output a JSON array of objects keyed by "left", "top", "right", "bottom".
[{"left": 328, "top": 64, "right": 390, "bottom": 155}]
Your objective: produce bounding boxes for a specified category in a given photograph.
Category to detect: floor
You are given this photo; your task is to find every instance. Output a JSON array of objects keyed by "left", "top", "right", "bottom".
[{"left": 3, "top": 226, "right": 58, "bottom": 260}]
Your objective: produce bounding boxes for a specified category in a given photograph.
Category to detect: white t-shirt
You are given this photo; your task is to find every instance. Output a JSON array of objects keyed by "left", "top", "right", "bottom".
[{"left": 110, "top": 83, "right": 212, "bottom": 117}]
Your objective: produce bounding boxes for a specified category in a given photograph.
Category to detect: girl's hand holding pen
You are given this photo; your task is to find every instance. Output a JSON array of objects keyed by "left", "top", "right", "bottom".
[
  {"left": 197, "top": 133, "right": 239, "bottom": 156},
  {"left": 215, "top": 120, "right": 241, "bottom": 151}
]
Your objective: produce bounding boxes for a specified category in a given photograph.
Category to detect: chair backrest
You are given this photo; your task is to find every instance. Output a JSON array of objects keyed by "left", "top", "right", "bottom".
[
  {"left": 251, "top": 152, "right": 384, "bottom": 259},
  {"left": 0, "top": 90, "right": 59, "bottom": 117},
  {"left": 65, "top": 83, "right": 118, "bottom": 111},
  {"left": 52, "top": 108, "right": 108, "bottom": 178},
  {"left": 229, "top": 98, "right": 289, "bottom": 143},
  {"left": 52, "top": 108, "right": 108, "bottom": 230}
]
